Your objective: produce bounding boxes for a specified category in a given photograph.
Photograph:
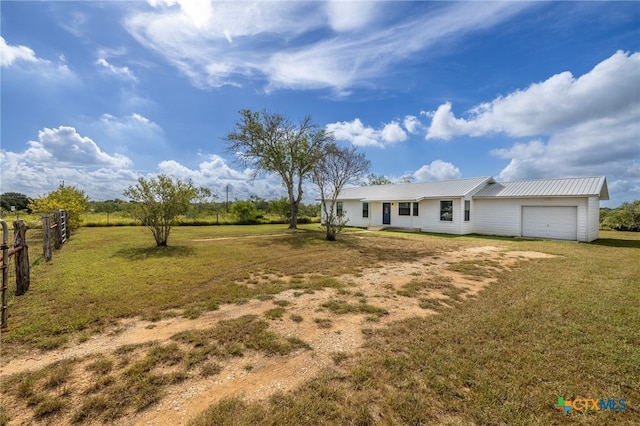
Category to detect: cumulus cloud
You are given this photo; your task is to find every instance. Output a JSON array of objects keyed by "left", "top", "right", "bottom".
[
  {"left": 0, "top": 36, "right": 42, "bottom": 67},
  {"left": 423, "top": 51, "right": 640, "bottom": 202},
  {"left": 157, "top": 155, "right": 291, "bottom": 201},
  {"left": 426, "top": 50, "right": 640, "bottom": 140},
  {"left": 25, "top": 126, "right": 132, "bottom": 168},
  {"left": 413, "top": 160, "right": 461, "bottom": 182},
  {"left": 326, "top": 118, "right": 408, "bottom": 147},
  {"left": 403, "top": 115, "right": 424, "bottom": 134},
  {"left": 123, "top": 1, "right": 531, "bottom": 93},
  {"left": 0, "top": 36, "right": 77, "bottom": 84}
]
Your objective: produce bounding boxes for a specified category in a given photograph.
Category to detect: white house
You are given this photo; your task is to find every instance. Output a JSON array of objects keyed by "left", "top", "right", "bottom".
[{"left": 330, "top": 176, "right": 609, "bottom": 242}]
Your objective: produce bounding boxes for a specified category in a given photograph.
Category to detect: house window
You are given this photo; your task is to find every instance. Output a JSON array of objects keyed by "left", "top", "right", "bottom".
[
  {"left": 440, "top": 200, "right": 453, "bottom": 221},
  {"left": 399, "top": 202, "right": 411, "bottom": 216},
  {"left": 337, "top": 202, "right": 343, "bottom": 217},
  {"left": 362, "top": 202, "right": 369, "bottom": 218},
  {"left": 413, "top": 202, "right": 419, "bottom": 216},
  {"left": 464, "top": 200, "right": 470, "bottom": 221}
]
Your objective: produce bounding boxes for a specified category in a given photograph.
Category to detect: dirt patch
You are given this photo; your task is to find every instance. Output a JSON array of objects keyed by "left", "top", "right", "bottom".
[{"left": 0, "top": 246, "right": 555, "bottom": 425}]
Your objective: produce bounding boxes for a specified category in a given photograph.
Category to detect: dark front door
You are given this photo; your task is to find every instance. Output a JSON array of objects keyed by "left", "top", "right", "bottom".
[{"left": 383, "top": 203, "right": 391, "bottom": 225}]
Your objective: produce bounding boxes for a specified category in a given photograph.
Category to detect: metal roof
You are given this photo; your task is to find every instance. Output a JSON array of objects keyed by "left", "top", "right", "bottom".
[
  {"left": 474, "top": 176, "right": 609, "bottom": 199},
  {"left": 337, "top": 177, "right": 494, "bottom": 201},
  {"left": 336, "top": 176, "right": 609, "bottom": 201}
]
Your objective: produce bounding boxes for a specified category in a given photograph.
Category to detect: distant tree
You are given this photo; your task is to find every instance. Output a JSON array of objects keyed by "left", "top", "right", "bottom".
[
  {"left": 0, "top": 192, "right": 31, "bottom": 212},
  {"left": 248, "top": 195, "right": 269, "bottom": 212},
  {"left": 617, "top": 200, "right": 640, "bottom": 231},
  {"left": 313, "top": 143, "right": 370, "bottom": 241},
  {"left": 269, "top": 197, "right": 291, "bottom": 222},
  {"left": 400, "top": 174, "right": 415, "bottom": 184},
  {"left": 124, "top": 175, "right": 208, "bottom": 246},
  {"left": 364, "top": 173, "right": 392, "bottom": 186},
  {"left": 225, "top": 109, "right": 332, "bottom": 229},
  {"left": 601, "top": 200, "right": 640, "bottom": 231},
  {"left": 91, "top": 200, "right": 123, "bottom": 225},
  {"left": 231, "top": 200, "right": 259, "bottom": 224},
  {"left": 29, "top": 184, "right": 89, "bottom": 230},
  {"left": 299, "top": 202, "right": 321, "bottom": 218}
]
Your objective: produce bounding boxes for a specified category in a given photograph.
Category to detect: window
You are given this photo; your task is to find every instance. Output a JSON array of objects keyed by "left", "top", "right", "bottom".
[
  {"left": 413, "top": 202, "right": 419, "bottom": 216},
  {"left": 337, "top": 202, "right": 343, "bottom": 217},
  {"left": 440, "top": 200, "right": 453, "bottom": 221},
  {"left": 399, "top": 202, "right": 411, "bottom": 216},
  {"left": 464, "top": 200, "right": 470, "bottom": 221},
  {"left": 362, "top": 202, "right": 369, "bottom": 218}
]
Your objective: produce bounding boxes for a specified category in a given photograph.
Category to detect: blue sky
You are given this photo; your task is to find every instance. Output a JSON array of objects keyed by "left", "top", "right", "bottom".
[{"left": 1, "top": 1, "right": 638, "bottom": 207}]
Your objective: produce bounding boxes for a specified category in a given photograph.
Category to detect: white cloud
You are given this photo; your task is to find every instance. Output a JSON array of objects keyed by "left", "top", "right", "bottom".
[
  {"left": 123, "top": 1, "right": 531, "bottom": 93},
  {"left": 423, "top": 51, "right": 640, "bottom": 203},
  {"left": 326, "top": 118, "right": 407, "bottom": 147},
  {"left": 381, "top": 122, "right": 407, "bottom": 144},
  {"left": 96, "top": 58, "right": 137, "bottom": 81},
  {"left": 25, "top": 126, "right": 132, "bottom": 168},
  {"left": 324, "top": 1, "right": 380, "bottom": 32},
  {"left": 413, "top": 160, "right": 461, "bottom": 182},
  {"left": 0, "top": 36, "right": 78, "bottom": 84},
  {"left": 157, "top": 155, "right": 290, "bottom": 201},
  {"left": 0, "top": 36, "right": 42, "bottom": 67},
  {"left": 403, "top": 115, "right": 423, "bottom": 134},
  {"left": 426, "top": 50, "right": 640, "bottom": 140}
]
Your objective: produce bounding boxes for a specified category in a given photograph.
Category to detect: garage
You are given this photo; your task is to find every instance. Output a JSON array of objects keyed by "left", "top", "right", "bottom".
[{"left": 522, "top": 206, "right": 578, "bottom": 241}]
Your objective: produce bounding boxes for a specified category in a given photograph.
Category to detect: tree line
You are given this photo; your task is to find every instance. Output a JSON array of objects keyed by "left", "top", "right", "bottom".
[{"left": 1, "top": 107, "right": 371, "bottom": 246}]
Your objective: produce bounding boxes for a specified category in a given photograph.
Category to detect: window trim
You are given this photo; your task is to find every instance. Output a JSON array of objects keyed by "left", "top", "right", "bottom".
[
  {"left": 336, "top": 201, "right": 343, "bottom": 217},
  {"left": 362, "top": 202, "right": 369, "bottom": 218},
  {"left": 440, "top": 200, "right": 453, "bottom": 222},
  {"left": 398, "top": 202, "right": 411, "bottom": 216},
  {"left": 464, "top": 200, "right": 470, "bottom": 221},
  {"left": 412, "top": 202, "right": 419, "bottom": 216}
]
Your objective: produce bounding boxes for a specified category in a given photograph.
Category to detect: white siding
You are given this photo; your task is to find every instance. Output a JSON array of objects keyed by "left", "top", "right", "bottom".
[
  {"left": 587, "top": 196, "right": 600, "bottom": 242},
  {"left": 473, "top": 197, "right": 590, "bottom": 241},
  {"left": 338, "top": 200, "right": 371, "bottom": 228},
  {"left": 417, "top": 199, "right": 464, "bottom": 235}
]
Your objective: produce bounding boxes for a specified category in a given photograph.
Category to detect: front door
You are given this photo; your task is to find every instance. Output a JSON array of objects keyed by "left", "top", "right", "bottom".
[{"left": 383, "top": 203, "right": 391, "bottom": 225}]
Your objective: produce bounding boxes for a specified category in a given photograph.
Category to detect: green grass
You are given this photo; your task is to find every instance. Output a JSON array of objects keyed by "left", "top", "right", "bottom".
[
  {"left": 2, "top": 226, "right": 639, "bottom": 425},
  {"left": 188, "top": 231, "right": 640, "bottom": 425},
  {"left": 321, "top": 299, "right": 388, "bottom": 317}
]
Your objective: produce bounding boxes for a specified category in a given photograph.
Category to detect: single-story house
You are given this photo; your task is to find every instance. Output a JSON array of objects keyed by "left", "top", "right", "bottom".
[{"left": 329, "top": 176, "right": 609, "bottom": 242}]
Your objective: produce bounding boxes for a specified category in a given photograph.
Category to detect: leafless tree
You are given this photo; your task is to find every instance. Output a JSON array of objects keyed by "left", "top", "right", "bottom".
[{"left": 313, "top": 143, "right": 370, "bottom": 241}]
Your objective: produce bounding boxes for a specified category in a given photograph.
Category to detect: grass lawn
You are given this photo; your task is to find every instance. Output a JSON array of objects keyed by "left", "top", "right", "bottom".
[{"left": 1, "top": 225, "right": 638, "bottom": 425}]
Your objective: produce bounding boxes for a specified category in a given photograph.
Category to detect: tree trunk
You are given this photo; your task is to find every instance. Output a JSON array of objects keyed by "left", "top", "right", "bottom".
[{"left": 289, "top": 200, "right": 298, "bottom": 229}]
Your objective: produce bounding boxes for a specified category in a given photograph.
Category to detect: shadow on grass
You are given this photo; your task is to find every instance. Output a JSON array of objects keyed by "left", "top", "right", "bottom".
[
  {"left": 113, "top": 245, "right": 196, "bottom": 260},
  {"left": 589, "top": 238, "right": 640, "bottom": 248}
]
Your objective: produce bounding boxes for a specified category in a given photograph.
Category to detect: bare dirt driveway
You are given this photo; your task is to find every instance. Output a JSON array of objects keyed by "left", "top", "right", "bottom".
[{"left": 0, "top": 243, "right": 554, "bottom": 426}]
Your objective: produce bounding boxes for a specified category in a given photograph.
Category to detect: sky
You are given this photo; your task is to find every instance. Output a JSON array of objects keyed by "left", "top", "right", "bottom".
[{"left": 1, "top": 1, "right": 639, "bottom": 208}]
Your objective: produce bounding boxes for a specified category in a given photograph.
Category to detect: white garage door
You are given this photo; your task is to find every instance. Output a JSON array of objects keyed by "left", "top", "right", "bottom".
[{"left": 522, "top": 206, "right": 577, "bottom": 240}]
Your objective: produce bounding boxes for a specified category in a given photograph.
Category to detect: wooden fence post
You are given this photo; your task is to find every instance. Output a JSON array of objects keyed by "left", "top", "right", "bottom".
[
  {"left": 42, "top": 214, "right": 52, "bottom": 261},
  {"left": 1, "top": 220, "right": 8, "bottom": 328},
  {"left": 14, "top": 220, "right": 30, "bottom": 296},
  {"left": 63, "top": 210, "right": 70, "bottom": 240},
  {"left": 53, "top": 210, "right": 62, "bottom": 249}
]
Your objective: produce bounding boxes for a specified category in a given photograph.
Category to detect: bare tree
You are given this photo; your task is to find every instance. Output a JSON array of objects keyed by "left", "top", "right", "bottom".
[
  {"left": 313, "top": 143, "right": 370, "bottom": 241},
  {"left": 226, "top": 109, "right": 332, "bottom": 229}
]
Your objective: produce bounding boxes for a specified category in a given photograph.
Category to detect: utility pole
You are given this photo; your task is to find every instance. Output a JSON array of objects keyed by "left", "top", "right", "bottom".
[{"left": 226, "top": 185, "right": 229, "bottom": 213}]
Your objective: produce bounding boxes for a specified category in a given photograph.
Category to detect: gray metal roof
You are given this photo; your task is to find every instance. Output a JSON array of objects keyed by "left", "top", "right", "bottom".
[
  {"left": 474, "top": 176, "right": 609, "bottom": 199},
  {"left": 337, "top": 176, "right": 609, "bottom": 201},
  {"left": 337, "top": 177, "right": 494, "bottom": 201}
]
